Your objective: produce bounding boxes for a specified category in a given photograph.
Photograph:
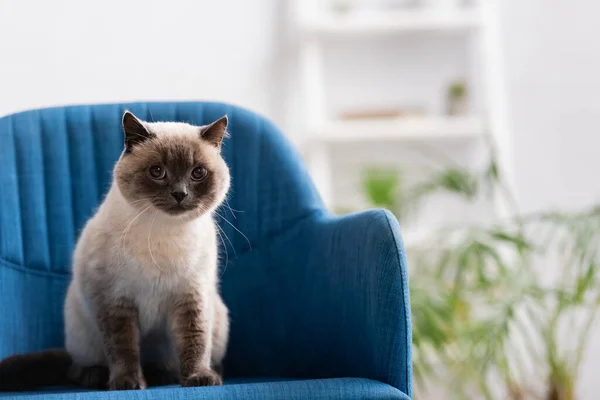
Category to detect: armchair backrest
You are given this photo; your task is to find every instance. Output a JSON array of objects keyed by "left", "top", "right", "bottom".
[{"left": 0, "top": 102, "right": 324, "bottom": 362}]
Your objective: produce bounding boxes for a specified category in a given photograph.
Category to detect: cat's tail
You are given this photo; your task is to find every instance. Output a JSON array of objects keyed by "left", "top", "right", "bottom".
[{"left": 0, "top": 349, "right": 72, "bottom": 391}]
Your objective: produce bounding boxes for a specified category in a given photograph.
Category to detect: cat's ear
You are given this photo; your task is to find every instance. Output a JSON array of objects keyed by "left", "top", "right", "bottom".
[
  {"left": 122, "top": 111, "right": 153, "bottom": 153},
  {"left": 199, "top": 115, "right": 229, "bottom": 150}
]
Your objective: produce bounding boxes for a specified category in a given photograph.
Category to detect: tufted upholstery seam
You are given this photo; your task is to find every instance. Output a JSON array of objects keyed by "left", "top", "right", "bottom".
[
  {"left": 39, "top": 113, "right": 51, "bottom": 270},
  {"left": 0, "top": 257, "right": 70, "bottom": 280},
  {"left": 12, "top": 116, "right": 25, "bottom": 266},
  {"left": 174, "top": 103, "right": 182, "bottom": 124},
  {"left": 86, "top": 106, "right": 99, "bottom": 208},
  {"left": 90, "top": 106, "right": 103, "bottom": 205},
  {"left": 64, "top": 107, "right": 77, "bottom": 245},
  {"left": 0, "top": 116, "right": 23, "bottom": 265}
]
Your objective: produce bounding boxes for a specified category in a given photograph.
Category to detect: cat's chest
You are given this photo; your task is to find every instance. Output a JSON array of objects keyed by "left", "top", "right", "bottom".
[
  {"left": 116, "top": 258, "right": 208, "bottom": 332},
  {"left": 114, "top": 223, "right": 216, "bottom": 331},
  {"left": 121, "top": 220, "right": 215, "bottom": 271}
]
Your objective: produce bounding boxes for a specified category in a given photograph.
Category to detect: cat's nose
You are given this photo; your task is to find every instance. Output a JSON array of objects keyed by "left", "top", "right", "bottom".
[{"left": 171, "top": 191, "right": 188, "bottom": 203}]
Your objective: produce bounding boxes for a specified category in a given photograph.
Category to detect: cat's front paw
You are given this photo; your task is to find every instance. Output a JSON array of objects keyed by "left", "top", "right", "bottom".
[
  {"left": 109, "top": 372, "right": 147, "bottom": 391},
  {"left": 181, "top": 369, "right": 222, "bottom": 387}
]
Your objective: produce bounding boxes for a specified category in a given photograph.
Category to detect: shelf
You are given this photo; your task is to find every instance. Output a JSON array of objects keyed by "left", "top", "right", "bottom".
[
  {"left": 309, "top": 116, "right": 484, "bottom": 143},
  {"left": 300, "top": 8, "right": 482, "bottom": 36}
]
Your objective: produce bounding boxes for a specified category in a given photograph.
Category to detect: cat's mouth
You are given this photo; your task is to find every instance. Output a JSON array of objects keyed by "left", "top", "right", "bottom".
[
  {"left": 148, "top": 198, "right": 205, "bottom": 217},
  {"left": 164, "top": 204, "right": 194, "bottom": 215},
  {"left": 160, "top": 202, "right": 201, "bottom": 216}
]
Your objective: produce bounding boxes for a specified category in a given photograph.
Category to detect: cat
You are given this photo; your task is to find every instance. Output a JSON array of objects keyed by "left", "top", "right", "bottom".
[{"left": 0, "top": 111, "right": 231, "bottom": 391}]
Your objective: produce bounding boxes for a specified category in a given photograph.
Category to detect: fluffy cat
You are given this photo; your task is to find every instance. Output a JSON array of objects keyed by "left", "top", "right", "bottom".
[{"left": 0, "top": 111, "right": 231, "bottom": 391}]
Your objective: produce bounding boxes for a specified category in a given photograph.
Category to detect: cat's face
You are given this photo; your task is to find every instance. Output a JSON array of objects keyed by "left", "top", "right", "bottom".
[{"left": 114, "top": 111, "right": 230, "bottom": 219}]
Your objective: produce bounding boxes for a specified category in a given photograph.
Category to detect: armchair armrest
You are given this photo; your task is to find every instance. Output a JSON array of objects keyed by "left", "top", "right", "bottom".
[
  {"left": 301, "top": 210, "right": 412, "bottom": 395},
  {"left": 223, "top": 210, "right": 412, "bottom": 398}
]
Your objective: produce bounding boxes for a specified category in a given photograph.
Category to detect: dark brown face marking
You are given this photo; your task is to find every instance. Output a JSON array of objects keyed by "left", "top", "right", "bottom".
[{"left": 115, "top": 114, "right": 230, "bottom": 217}]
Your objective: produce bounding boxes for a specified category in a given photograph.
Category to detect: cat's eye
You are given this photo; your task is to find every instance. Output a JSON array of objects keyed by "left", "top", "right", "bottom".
[
  {"left": 191, "top": 166, "right": 208, "bottom": 181},
  {"left": 148, "top": 165, "right": 166, "bottom": 180}
]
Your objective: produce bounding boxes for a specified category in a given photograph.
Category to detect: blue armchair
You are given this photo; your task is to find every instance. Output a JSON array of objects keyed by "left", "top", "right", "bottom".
[{"left": 0, "top": 102, "right": 412, "bottom": 399}]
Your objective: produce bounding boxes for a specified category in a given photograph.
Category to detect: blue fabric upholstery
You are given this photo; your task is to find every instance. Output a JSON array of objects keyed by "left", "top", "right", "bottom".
[
  {"left": 0, "top": 102, "right": 412, "bottom": 399},
  {"left": 0, "top": 378, "right": 410, "bottom": 400}
]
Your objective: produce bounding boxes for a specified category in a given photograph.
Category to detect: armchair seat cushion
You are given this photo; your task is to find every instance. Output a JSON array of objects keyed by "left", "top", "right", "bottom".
[{"left": 0, "top": 378, "right": 410, "bottom": 400}]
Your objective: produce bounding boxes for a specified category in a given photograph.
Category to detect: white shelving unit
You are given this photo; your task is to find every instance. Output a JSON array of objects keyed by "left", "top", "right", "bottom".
[
  {"left": 300, "top": 8, "right": 482, "bottom": 35},
  {"left": 296, "top": 0, "right": 514, "bottom": 242},
  {"left": 311, "top": 116, "right": 484, "bottom": 142}
]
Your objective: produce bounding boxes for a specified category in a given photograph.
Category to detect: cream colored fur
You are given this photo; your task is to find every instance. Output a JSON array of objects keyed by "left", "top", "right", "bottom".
[{"left": 64, "top": 121, "right": 229, "bottom": 376}]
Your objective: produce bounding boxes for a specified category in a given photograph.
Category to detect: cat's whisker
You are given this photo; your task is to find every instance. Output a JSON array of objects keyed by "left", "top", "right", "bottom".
[
  {"left": 216, "top": 221, "right": 237, "bottom": 260},
  {"left": 206, "top": 196, "right": 245, "bottom": 221},
  {"left": 214, "top": 225, "right": 228, "bottom": 262},
  {"left": 224, "top": 199, "right": 244, "bottom": 214},
  {"left": 223, "top": 199, "right": 238, "bottom": 219},
  {"left": 121, "top": 205, "right": 151, "bottom": 242},
  {"left": 118, "top": 203, "right": 152, "bottom": 275},
  {"left": 213, "top": 222, "right": 230, "bottom": 276},
  {"left": 121, "top": 204, "right": 153, "bottom": 246},
  {"left": 195, "top": 206, "right": 236, "bottom": 265},
  {"left": 128, "top": 197, "right": 158, "bottom": 205},
  {"left": 213, "top": 210, "right": 252, "bottom": 250},
  {"left": 148, "top": 210, "right": 165, "bottom": 272}
]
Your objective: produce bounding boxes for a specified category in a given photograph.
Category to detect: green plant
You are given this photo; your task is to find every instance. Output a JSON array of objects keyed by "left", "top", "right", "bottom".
[
  {"left": 448, "top": 81, "right": 467, "bottom": 100},
  {"left": 362, "top": 167, "right": 401, "bottom": 212},
  {"left": 358, "top": 150, "right": 600, "bottom": 399}
]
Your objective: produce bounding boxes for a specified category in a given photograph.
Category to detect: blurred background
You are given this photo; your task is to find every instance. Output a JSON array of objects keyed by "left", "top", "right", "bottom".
[{"left": 2, "top": 0, "right": 600, "bottom": 398}]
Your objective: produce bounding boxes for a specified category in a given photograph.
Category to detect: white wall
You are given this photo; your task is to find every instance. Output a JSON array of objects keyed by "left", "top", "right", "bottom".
[
  {"left": 502, "top": 0, "right": 600, "bottom": 212},
  {"left": 0, "top": 0, "right": 281, "bottom": 119}
]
